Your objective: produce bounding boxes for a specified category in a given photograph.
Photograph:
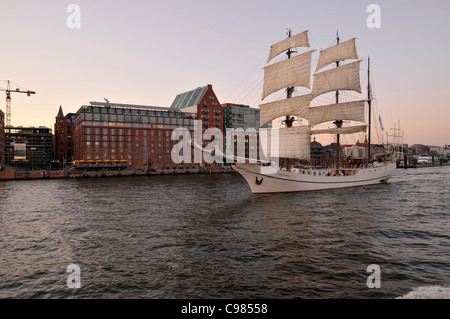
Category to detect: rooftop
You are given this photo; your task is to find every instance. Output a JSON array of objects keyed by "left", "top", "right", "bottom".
[
  {"left": 170, "top": 85, "right": 209, "bottom": 110},
  {"left": 89, "top": 101, "right": 174, "bottom": 112}
]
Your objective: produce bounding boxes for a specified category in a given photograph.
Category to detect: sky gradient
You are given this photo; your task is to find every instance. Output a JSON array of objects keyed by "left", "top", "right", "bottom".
[{"left": 0, "top": 0, "right": 449, "bottom": 146}]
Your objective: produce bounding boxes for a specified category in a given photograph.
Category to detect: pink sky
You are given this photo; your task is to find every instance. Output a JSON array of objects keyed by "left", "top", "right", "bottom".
[{"left": 0, "top": 0, "right": 449, "bottom": 146}]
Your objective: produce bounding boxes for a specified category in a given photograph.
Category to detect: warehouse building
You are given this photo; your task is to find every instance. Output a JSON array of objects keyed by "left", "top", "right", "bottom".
[{"left": 72, "top": 101, "right": 199, "bottom": 172}]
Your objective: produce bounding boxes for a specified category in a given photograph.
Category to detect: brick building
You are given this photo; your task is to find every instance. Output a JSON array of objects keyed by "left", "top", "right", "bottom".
[
  {"left": 171, "top": 84, "right": 223, "bottom": 132},
  {"left": 170, "top": 84, "right": 224, "bottom": 167},
  {"left": 71, "top": 85, "right": 238, "bottom": 172},
  {"left": 72, "top": 101, "right": 199, "bottom": 172},
  {"left": 54, "top": 106, "right": 75, "bottom": 163}
]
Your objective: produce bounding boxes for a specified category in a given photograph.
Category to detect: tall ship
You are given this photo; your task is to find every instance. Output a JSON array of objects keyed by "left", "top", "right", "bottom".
[{"left": 231, "top": 29, "right": 397, "bottom": 194}]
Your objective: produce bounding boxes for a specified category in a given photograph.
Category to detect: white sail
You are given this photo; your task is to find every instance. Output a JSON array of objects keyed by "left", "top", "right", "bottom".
[
  {"left": 263, "top": 50, "right": 314, "bottom": 100},
  {"left": 232, "top": 31, "right": 397, "bottom": 194},
  {"left": 268, "top": 30, "right": 310, "bottom": 62},
  {"left": 311, "top": 125, "right": 367, "bottom": 135},
  {"left": 315, "top": 38, "right": 358, "bottom": 72},
  {"left": 264, "top": 126, "right": 311, "bottom": 160},
  {"left": 259, "top": 94, "right": 312, "bottom": 127},
  {"left": 308, "top": 100, "right": 366, "bottom": 127},
  {"left": 313, "top": 60, "right": 361, "bottom": 98}
]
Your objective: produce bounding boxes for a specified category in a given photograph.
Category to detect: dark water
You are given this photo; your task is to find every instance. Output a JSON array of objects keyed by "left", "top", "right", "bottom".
[{"left": 1, "top": 166, "right": 449, "bottom": 299}]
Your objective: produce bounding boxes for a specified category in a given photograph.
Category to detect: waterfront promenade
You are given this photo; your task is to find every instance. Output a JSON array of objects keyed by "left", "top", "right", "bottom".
[{"left": 0, "top": 165, "right": 234, "bottom": 181}]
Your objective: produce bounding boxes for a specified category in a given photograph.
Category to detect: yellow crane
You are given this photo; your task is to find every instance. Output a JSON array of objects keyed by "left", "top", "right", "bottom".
[{"left": 0, "top": 80, "right": 36, "bottom": 126}]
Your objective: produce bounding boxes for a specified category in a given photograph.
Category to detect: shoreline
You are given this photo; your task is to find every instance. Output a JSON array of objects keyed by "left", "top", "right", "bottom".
[
  {"left": 1, "top": 163, "right": 448, "bottom": 182},
  {"left": 0, "top": 166, "right": 236, "bottom": 181}
]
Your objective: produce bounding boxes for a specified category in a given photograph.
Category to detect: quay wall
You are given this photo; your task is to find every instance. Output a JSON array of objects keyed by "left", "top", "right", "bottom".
[
  {"left": 0, "top": 166, "right": 235, "bottom": 181},
  {"left": 3, "top": 163, "right": 448, "bottom": 181}
]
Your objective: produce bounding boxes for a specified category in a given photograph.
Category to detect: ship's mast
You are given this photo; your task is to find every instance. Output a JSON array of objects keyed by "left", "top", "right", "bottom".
[
  {"left": 283, "top": 28, "right": 295, "bottom": 170},
  {"left": 367, "top": 56, "right": 372, "bottom": 164},
  {"left": 333, "top": 30, "right": 343, "bottom": 169},
  {"left": 285, "top": 28, "right": 295, "bottom": 128}
]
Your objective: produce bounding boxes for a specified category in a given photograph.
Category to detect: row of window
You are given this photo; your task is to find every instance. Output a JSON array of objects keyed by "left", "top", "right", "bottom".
[
  {"left": 82, "top": 136, "right": 171, "bottom": 143},
  {"left": 201, "top": 109, "right": 222, "bottom": 114},
  {"left": 87, "top": 106, "right": 190, "bottom": 118},
  {"left": 203, "top": 101, "right": 219, "bottom": 107},
  {"left": 203, "top": 122, "right": 222, "bottom": 128},
  {"left": 75, "top": 122, "right": 195, "bottom": 130},
  {"left": 201, "top": 115, "right": 222, "bottom": 121},
  {"left": 84, "top": 142, "right": 173, "bottom": 149},
  {"left": 84, "top": 128, "right": 173, "bottom": 136}
]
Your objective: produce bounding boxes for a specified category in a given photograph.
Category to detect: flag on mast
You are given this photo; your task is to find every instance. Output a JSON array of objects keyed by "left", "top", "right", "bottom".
[{"left": 379, "top": 115, "right": 385, "bottom": 132}]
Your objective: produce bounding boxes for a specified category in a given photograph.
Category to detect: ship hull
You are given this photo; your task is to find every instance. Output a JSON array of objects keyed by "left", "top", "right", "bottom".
[{"left": 232, "top": 162, "right": 396, "bottom": 194}]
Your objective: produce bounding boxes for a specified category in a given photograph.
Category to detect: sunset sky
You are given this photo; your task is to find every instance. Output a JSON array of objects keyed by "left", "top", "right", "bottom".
[{"left": 0, "top": 0, "right": 449, "bottom": 146}]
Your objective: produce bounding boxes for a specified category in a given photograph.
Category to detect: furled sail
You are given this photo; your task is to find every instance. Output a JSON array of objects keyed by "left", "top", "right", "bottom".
[
  {"left": 308, "top": 100, "right": 366, "bottom": 127},
  {"left": 312, "top": 60, "right": 361, "bottom": 98},
  {"left": 311, "top": 125, "right": 367, "bottom": 135},
  {"left": 259, "top": 94, "right": 312, "bottom": 127},
  {"left": 268, "top": 30, "right": 310, "bottom": 62},
  {"left": 263, "top": 50, "right": 314, "bottom": 100},
  {"left": 262, "top": 126, "right": 311, "bottom": 160},
  {"left": 315, "top": 38, "right": 358, "bottom": 72}
]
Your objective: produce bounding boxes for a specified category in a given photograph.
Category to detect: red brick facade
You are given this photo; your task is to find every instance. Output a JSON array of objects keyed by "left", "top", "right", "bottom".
[
  {"left": 73, "top": 126, "right": 200, "bottom": 172},
  {"left": 54, "top": 107, "right": 74, "bottom": 163},
  {"left": 72, "top": 85, "right": 225, "bottom": 172},
  {"left": 197, "top": 85, "right": 223, "bottom": 132}
]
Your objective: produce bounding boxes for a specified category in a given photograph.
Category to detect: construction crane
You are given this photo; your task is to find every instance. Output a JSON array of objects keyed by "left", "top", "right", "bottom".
[{"left": 0, "top": 80, "right": 36, "bottom": 126}]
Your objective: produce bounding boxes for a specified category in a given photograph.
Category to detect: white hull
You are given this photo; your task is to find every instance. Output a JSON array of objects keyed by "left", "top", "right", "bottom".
[{"left": 232, "top": 162, "right": 396, "bottom": 194}]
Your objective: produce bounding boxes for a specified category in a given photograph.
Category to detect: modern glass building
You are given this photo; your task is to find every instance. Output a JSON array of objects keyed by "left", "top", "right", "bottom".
[
  {"left": 4, "top": 126, "right": 53, "bottom": 169},
  {"left": 0, "top": 110, "right": 4, "bottom": 166}
]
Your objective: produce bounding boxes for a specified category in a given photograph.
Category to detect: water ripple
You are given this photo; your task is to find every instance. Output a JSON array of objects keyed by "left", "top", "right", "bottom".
[{"left": 1, "top": 167, "right": 449, "bottom": 298}]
